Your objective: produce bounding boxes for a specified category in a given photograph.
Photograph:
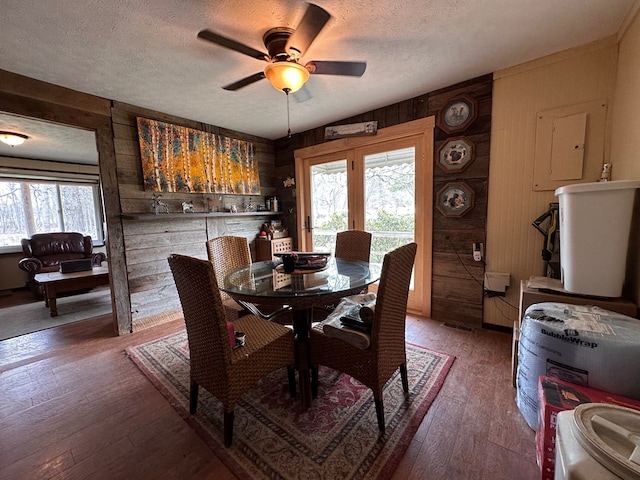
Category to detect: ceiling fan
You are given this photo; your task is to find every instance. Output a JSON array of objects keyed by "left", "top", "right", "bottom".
[{"left": 197, "top": 3, "right": 366, "bottom": 94}]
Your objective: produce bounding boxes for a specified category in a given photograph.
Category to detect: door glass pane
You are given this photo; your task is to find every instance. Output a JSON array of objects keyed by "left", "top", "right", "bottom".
[
  {"left": 310, "top": 159, "right": 348, "bottom": 253},
  {"left": 364, "top": 147, "right": 415, "bottom": 278}
]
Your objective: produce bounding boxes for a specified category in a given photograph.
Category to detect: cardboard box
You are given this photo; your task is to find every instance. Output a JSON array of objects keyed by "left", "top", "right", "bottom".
[
  {"left": 536, "top": 375, "right": 640, "bottom": 480},
  {"left": 520, "top": 279, "right": 637, "bottom": 324}
]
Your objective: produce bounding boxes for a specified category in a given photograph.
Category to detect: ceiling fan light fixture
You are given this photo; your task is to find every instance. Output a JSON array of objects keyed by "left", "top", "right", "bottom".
[
  {"left": 0, "top": 131, "right": 29, "bottom": 146},
  {"left": 264, "top": 62, "right": 310, "bottom": 93}
]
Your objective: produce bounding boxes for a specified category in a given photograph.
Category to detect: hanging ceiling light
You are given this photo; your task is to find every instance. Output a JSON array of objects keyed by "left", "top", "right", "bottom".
[
  {"left": 263, "top": 61, "right": 310, "bottom": 93},
  {"left": 0, "top": 131, "right": 29, "bottom": 146},
  {"left": 263, "top": 61, "right": 310, "bottom": 138}
]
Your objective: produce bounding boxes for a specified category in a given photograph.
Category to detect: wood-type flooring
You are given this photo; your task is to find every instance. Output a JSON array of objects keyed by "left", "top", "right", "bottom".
[{"left": 0, "top": 313, "right": 538, "bottom": 479}]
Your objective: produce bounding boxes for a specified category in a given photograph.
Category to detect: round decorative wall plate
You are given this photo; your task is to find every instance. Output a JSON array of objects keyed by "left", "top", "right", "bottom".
[
  {"left": 436, "top": 182, "right": 475, "bottom": 217},
  {"left": 437, "top": 94, "right": 478, "bottom": 134},
  {"left": 437, "top": 136, "right": 475, "bottom": 173}
]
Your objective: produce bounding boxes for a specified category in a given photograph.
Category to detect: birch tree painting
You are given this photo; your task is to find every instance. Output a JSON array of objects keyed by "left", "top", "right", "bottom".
[{"left": 137, "top": 117, "right": 260, "bottom": 195}]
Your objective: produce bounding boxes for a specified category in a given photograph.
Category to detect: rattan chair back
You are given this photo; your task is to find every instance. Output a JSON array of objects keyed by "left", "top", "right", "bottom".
[
  {"left": 168, "top": 253, "right": 295, "bottom": 447},
  {"left": 206, "top": 235, "right": 292, "bottom": 323},
  {"left": 335, "top": 230, "right": 372, "bottom": 262},
  {"left": 310, "top": 242, "right": 417, "bottom": 432},
  {"left": 168, "top": 254, "right": 234, "bottom": 380},
  {"left": 370, "top": 241, "right": 417, "bottom": 359},
  {"left": 206, "top": 236, "right": 251, "bottom": 301}
]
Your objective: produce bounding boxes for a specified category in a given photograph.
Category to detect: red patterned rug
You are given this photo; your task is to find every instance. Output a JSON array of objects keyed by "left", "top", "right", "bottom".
[{"left": 127, "top": 331, "right": 454, "bottom": 480}]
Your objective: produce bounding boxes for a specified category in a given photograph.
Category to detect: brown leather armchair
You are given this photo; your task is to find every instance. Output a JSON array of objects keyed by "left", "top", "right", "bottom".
[{"left": 18, "top": 232, "right": 107, "bottom": 296}]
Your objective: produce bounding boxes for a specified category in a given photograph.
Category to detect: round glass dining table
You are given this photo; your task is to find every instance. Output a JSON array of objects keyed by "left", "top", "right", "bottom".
[{"left": 221, "top": 257, "right": 380, "bottom": 408}]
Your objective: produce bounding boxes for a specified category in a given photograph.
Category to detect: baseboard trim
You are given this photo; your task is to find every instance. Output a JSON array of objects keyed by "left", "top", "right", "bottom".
[{"left": 132, "top": 309, "right": 183, "bottom": 332}]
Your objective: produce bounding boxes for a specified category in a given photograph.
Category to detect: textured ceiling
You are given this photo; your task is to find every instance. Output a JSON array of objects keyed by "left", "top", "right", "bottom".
[
  {"left": 0, "top": 113, "right": 98, "bottom": 165},
  {"left": 0, "top": 0, "right": 638, "bottom": 164}
]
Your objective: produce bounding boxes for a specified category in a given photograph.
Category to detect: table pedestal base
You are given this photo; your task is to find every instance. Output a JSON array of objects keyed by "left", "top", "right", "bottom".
[{"left": 292, "top": 308, "right": 313, "bottom": 408}]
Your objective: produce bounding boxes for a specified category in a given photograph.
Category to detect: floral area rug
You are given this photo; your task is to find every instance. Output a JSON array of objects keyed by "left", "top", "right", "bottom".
[{"left": 126, "top": 331, "right": 454, "bottom": 480}]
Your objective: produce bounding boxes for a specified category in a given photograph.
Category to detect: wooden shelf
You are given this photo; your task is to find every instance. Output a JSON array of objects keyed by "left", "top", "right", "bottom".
[{"left": 121, "top": 211, "right": 280, "bottom": 221}]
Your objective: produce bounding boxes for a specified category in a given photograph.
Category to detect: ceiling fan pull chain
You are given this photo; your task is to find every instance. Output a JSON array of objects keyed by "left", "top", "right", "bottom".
[{"left": 285, "top": 89, "right": 292, "bottom": 138}]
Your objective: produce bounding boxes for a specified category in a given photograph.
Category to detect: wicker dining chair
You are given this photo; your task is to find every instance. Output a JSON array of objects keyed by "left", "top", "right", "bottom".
[
  {"left": 335, "top": 229, "right": 372, "bottom": 262},
  {"left": 313, "top": 229, "right": 373, "bottom": 319},
  {"left": 310, "top": 242, "right": 417, "bottom": 433},
  {"left": 206, "top": 236, "right": 252, "bottom": 320},
  {"left": 168, "top": 253, "right": 295, "bottom": 447},
  {"left": 206, "top": 236, "right": 291, "bottom": 322}
]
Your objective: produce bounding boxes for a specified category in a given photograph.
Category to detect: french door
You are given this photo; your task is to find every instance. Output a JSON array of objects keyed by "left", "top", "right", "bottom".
[{"left": 294, "top": 118, "right": 434, "bottom": 316}]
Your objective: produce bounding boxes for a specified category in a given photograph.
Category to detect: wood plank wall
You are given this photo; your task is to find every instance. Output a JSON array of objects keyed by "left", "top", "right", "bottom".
[
  {"left": 0, "top": 67, "right": 491, "bottom": 331},
  {"left": 273, "top": 75, "right": 493, "bottom": 327},
  {"left": 109, "top": 102, "right": 279, "bottom": 330}
]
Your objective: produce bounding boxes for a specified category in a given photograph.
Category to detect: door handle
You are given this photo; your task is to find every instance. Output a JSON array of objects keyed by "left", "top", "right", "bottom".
[{"left": 305, "top": 215, "right": 313, "bottom": 232}]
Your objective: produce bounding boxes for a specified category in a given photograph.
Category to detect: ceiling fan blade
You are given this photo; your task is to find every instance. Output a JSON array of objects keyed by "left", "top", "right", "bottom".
[
  {"left": 198, "top": 29, "right": 268, "bottom": 61},
  {"left": 306, "top": 61, "right": 367, "bottom": 76},
  {"left": 293, "top": 84, "right": 313, "bottom": 103},
  {"left": 285, "top": 3, "right": 331, "bottom": 56},
  {"left": 222, "top": 72, "right": 266, "bottom": 91}
]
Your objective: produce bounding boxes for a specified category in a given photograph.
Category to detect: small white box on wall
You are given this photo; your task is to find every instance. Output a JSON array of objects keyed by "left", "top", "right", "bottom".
[{"left": 484, "top": 272, "right": 510, "bottom": 294}]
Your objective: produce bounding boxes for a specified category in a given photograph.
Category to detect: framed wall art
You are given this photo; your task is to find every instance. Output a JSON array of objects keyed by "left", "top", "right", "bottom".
[
  {"left": 137, "top": 117, "right": 260, "bottom": 195},
  {"left": 437, "top": 94, "right": 478, "bottom": 134},
  {"left": 437, "top": 136, "right": 475, "bottom": 173},
  {"left": 436, "top": 182, "right": 475, "bottom": 217}
]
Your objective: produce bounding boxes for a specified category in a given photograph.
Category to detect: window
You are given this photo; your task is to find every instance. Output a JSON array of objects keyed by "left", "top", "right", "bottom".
[{"left": 0, "top": 179, "right": 104, "bottom": 251}]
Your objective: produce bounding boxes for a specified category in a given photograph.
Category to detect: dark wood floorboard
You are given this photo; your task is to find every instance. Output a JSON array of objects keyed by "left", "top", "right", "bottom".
[{"left": 0, "top": 313, "right": 537, "bottom": 480}]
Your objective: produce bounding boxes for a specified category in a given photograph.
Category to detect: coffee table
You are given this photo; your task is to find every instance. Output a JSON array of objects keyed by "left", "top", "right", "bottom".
[{"left": 34, "top": 266, "right": 110, "bottom": 317}]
